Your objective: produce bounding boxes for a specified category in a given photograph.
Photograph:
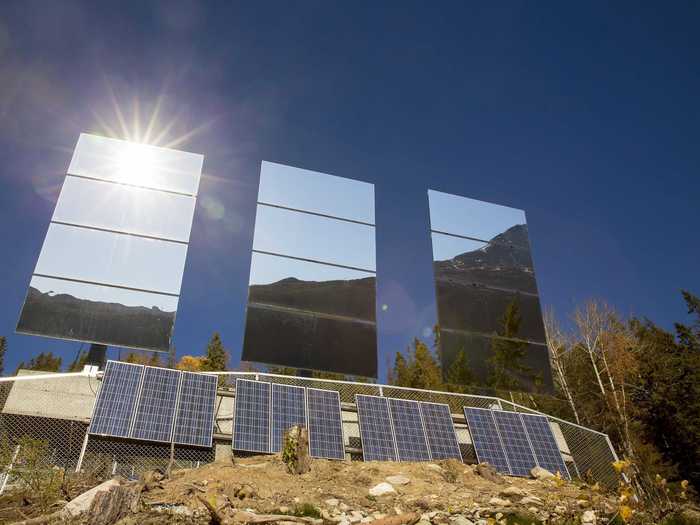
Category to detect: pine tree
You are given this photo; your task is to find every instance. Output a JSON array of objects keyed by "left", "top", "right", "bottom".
[
  {"left": 0, "top": 336, "right": 6, "bottom": 376},
  {"left": 67, "top": 348, "right": 89, "bottom": 372},
  {"left": 15, "top": 352, "right": 62, "bottom": 373},
  {"left": 202, "top": 332, "right": 228, "bottom": 372}
]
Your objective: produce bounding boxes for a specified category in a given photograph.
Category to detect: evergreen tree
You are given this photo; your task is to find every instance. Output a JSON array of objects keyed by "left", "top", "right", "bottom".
[
  {"left": 0, "top": 336, "right": 6, "bottom": 376},
  {"left": 15, "top": 352, "right": 62, "bottom": 373},
  {"left": 445, "top": 349, "right": 475, "bottom": 388},
  {"left": 67, "top": 348, "right": 89, "bottom": 372},
  {"left": 389, "top": 338, "right": 443, "bottom": 390},
  {"left": 202, "top": 332, "right": 228, "bottom": 372},
  {"left": 487, "top": 298, "right": 532, "bottom": 390}
]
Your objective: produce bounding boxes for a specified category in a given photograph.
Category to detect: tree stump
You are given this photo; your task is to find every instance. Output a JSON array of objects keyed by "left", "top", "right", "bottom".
[{"left": 281, "top": 425, "right": 312, "bottom": 475}]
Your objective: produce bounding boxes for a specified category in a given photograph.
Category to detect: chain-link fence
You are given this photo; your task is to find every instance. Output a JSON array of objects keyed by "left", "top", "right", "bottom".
[{"left": 0, "top": 369, "right": 620, "bottom": 494}]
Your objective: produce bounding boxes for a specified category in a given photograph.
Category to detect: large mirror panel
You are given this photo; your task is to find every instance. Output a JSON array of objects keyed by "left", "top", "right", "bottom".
[
  {"left": 432, "top": 232, "right": 537, "bottom": 294},
  {"left": 258, "top": 161, "right": 374, "bottom": 224},
  {"left": 253, "top": 205, "right": 376, "bottom": 271},
  {"left": 67, "top": 133, "right": 203, "bottom": 195},
  {"left": 439, "top": 330, "right": 554, "bottom": 394},
  {"left": 435, "top": 281, "right": 546, "bottom": 343},
  {"left": 35, "top": 223, "right": 187, "bottom": 294},
  {"left": 16, "top": 276, "right": 177, "bottom": 351},
  {"left": 248, "top": 252, "right": 376, "bottom": 321},
  {"left": 242, "top": 304, "right": 377, "bottom": 378},
  {"left": 54, "top": 176, "right": 196, "bottom": 242},
  {"left": 428, "top": 190, "right": 528, "bottom": 246}
]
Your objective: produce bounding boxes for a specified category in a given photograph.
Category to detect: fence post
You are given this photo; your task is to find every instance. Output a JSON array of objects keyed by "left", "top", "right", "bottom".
[
  {"left": 75, "top": 429, "right": 90, "bottom": 472},
  {"left": 0, "top": 444, "right": 20, "bottom": 495}
]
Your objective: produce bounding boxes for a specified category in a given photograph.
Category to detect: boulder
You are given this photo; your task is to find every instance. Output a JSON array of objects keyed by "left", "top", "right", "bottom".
[
  {"left": 499, "top": 486, "right": 526, "bottom": 498},
  {"left": 385, "top": 475, "right": 410, "bottom": 486},
  {"left": 63, "top": 479, "right": 122, "bottom": 517},
  {"left": 369, "top": 482, "right": 396, "bottom": 497},
  {"left": 530, "top": 466, "right": 555, "bottom": 480},
  {"left": 487, "top": 497, "right": 511, "bottom": 507},
  {"left": 581, "top": 510, "right": 597, "bottom": 524},
  {"left": 282, "top": 425, "right": 312, "bottom": 474},
  {"left": 475, "top": 463, "right": 506, "bottom": 485}
]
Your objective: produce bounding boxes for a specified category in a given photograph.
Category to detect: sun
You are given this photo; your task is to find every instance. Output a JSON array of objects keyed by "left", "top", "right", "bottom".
[{"left": 115, "top": 142, "right": 156, "bottom": 187}]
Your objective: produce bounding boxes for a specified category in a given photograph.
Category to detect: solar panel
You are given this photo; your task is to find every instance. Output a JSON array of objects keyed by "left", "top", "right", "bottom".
[
  {"left": 463, "top": 407, "right": 511, "bottom": 474},
  {"left": 356, "top": 395, "right": 397, "bottom": 461},
  {"left": 520, "top": 413, "right": 570, "bottom": 480},
  {"left": 130, "top": 366, "right": 182, "bottom": 442},
  {"left": 492, "top": 410, "right": 537, "bottom": 477},
  {"left": 173, "top": 372, "right": 218, "bottom": 447},
  {"left": 419, "top": 402, "right": 462, "bottom": 460},
  {"left": 89, "top": 361, "right": 144, "bottom": 438},
  {"left": 232, "top": 379, "right": 271, "bottom": 453},
  {"left": 271, "top": 384, "right": 307, "bottom": 453},
  {"left": 388, "top": 398, "right": 430, "bottom": 461},
  {"left": 306, "top": 388, "right": 344, "bottom": 460}
]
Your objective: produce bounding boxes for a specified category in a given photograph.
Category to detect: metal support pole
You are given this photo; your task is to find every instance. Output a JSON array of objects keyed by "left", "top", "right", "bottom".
[
  {"left": 0, "top": 445, "right": 20, "bottom": 495},
  {"left": 75, "top": 429, "right": 90, "bottom": 472}
]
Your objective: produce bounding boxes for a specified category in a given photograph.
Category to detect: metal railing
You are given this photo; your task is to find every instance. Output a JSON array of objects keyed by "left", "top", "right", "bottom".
[{"left": 0, "top": 370, "right": 620, "bottom": 494}]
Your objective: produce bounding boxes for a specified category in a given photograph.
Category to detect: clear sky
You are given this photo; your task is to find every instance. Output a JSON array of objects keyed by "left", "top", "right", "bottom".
[{"left": 0, "top": 2, "right": 698, "bottom": 378}]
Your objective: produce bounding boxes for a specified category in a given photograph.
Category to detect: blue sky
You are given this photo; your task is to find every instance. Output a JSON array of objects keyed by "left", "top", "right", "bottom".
[{"left": 0, "top": 2, "right": 698, "bottom": 378}]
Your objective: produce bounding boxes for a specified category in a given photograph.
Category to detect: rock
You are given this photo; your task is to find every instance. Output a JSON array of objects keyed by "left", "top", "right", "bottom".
[
  {"left": 426, "top": 463, "right": 444, "bottom": 472},
  {"left": 140, "top": 469, "right": 165, "bottom": 491},
  {"left": 488, "top": 497, "right": 511, "bottom": 507},
  {"left": 361, "top": 518, "right": 372, "bottom": 523},
  {"left": 475, "top": 463, "right": 506, "bottom": 485},
  {"left": 349, "top": 513, "right": 363, "bottom": 523},
  {"left": 520, "top": 495, "right": 543, "bottom": 506},
  {"left": 63, "top": 479, "right": 123, "bottom": 517},
  {"left": 577, "top": 499, "right": 589, "bottom": 507},
  {"left": 499, "top": 486, "right": 526, "bottom": 498},
  {"left": 386, "top": 475, "right": 411, "bottom": 486},
  {"left": 326, "top": 498, "right": 340, "bottom": 507},
  {"left": 451, "top": 516, "right": 475, "bottom": 525},
  {"left": 530, "top": 466, "right": 554, "bottom": 480},
  {"left": 339, "top": 503, "right": 350, "bottom": 511},
  {"left": 84, "top": 481, "right": 142, "bottom": 525},
  {"left": 369, "top": 482, "right": 396, "bottom": 497},
  {"left": 554, "top": 505, "right": 566, "bottom": 514},
  {"left": 582, "top": 510, "right": 597, "bottom": 524}
]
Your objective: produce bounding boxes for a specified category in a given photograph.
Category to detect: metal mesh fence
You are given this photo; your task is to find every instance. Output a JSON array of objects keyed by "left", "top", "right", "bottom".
[{"left": 0, "top": 370, "right": 621, "bottom": 494}]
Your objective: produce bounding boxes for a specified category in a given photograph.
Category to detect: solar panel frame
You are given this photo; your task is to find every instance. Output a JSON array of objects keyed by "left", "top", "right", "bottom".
[
  {"left": 355, "top": 395, "right": 398, "bottom": 461},
  {"left": 419, "top": 401, "right": 462, "bottom": 461},
  {"left": 270, "top": 384, "right": 307, "bottom": 453},
  {"left": 173, "top": 372, "right": 218, "bottom": 447},
  {"left": 388, "top": 398, "right": 431, "bottom": 462},
  {"left": 520, "top": 413, "right": 571, "bottom": 480},
  {"left": 232, "top": 379, "right": 272, "bottom": 454},
  {"left": 492, "top": 410, "right": 538, "bottom": 477},
  {"left": 463, "top": 407, "right": 511, "bottom": 474},
  {"left": 306, "top": 388, "right": 345, "bottom": 460},
  {"left": 130, "top": 366, "right": 182, "bottom": 443},
  {"left": 88, "top": 361, "right": 145, "bottom": 438}
]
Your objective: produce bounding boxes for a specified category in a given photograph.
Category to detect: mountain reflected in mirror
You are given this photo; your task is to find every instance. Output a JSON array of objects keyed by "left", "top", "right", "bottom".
[{"left": 16, "top": 277, "right": 176, "bottom": 351}]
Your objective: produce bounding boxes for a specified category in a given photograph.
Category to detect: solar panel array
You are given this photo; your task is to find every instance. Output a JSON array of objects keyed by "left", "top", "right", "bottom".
[
  {"left": 463, "top": 407, "right": 511, "bottom": 473},
  {"left": 231, "top": 380, "right": 345, "bottom": 460},
  {"left": 520, "top": 413, "right": 570, "bottom": 480},
  {"left": 356, "top": 395, "right": 397, "bottom": 461},
  {"left": 463, "top": 407, "right": 569, "bottom": 478},
  {"left": 420, "top": 402, "right": 463, "bottom": 460},
  {"left": 388, "top": 399, "right": 431, "bottom": 461},
  {"left": 271, "top": 384, "right": 307, "bottom": 453},
  {"left": 89, "top": 360, "right": 217, "bottom": 447},
  {"left": 354, "top": 395, "right": 460, "bottom": 462}
]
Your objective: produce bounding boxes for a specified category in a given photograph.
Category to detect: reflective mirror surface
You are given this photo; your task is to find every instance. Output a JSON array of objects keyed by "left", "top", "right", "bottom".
[
  {"left": 35, "top": 223, "right": 187, "bottom": 295},
  {"left": 17, "top": 133, "right": 202, "bottom": 351},
  {"left": 17, "top": 276, "right": 177, "bottom": 350},
  {"left": 54, "top": 176, "right": 196, "bottom": 242},
  {"left": 258, "top": 161, "right": 374, "bottom": 224},
  {"left": 253, "top": 205, "right": 376, "bottom": 271},
  {"left": 428, "top": 189, "right": 550, "bottom": 392},
  {"left": 68, "top": 133, "right": 203, "bottom": 195},
  {"left": 243, "top": 162, "right": 377, "bottom": 377},
  {"left": 428, "top": 189, "right": 528, "bottom": 245},
  {"left": 440, "top": 330, "right": 553, "bottom": 393}
]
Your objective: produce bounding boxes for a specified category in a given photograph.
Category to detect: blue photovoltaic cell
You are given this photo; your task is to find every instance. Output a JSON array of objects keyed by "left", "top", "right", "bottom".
[
  {"left": 173, "top": 372, "right": 218, "bottom": 447},
  {"left": 271, "top": 384, "right": 307, "bottom": 453},
  {"left": 131, "top": 367, "right": 181, "bottom": 442},
  {"left": 233, "top": 379, "right": 271, "bottom": 453},
  {"left": 306, "top": 388, "right": 344, "bottom": 460},
  {"left": 492, "top": 410, "right": 537, "bottom": 477},
  {"left": 520, "top": 413, "right": 570, "bottom": 480},
  {"left": 388, "top": 398, "right": 431, "bottom": 461},
  {"left": 89, "top": 361, "right": 144, "bottom": 438},
  {"left": 463, "top": 407, "right": 511, "bottom": 474},
  {"left": 356, "top": 395, "right": 397, "bottom": 461},
  {"left": 419, "top": 402, "right": 462, "bottom": 460}
]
